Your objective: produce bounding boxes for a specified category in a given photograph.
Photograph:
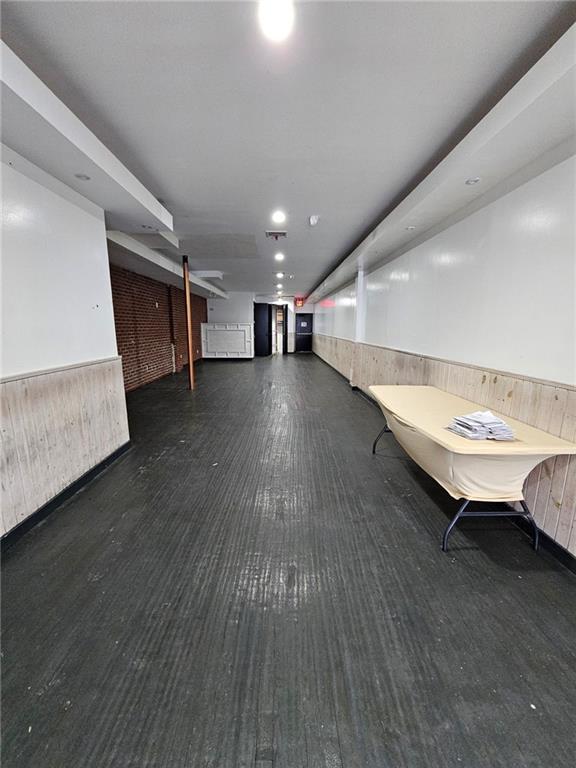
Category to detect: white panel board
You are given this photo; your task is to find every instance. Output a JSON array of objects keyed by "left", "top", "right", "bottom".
[
  {"left": 314, "top": 283, "right": 357, "bottom": 341},
  {"left": 363, "top": 156, "right": 576, "bottom": 385},
  {"left": 201, "top": 323, "right": 254, "bottom": 358},
  {"left": 1, "top": 161, "right": 118, "bottom": 377}
]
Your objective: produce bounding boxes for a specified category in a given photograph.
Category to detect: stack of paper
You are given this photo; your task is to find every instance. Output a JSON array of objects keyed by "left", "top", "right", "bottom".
[{"left": 446, "top": 410, "right": 515, "bottom": 441}]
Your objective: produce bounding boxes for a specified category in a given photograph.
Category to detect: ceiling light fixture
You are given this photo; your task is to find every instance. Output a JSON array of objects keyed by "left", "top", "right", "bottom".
[
  {"left": 74, "top": 173, "right": 91, "bottom": 181},
  {"left": 258, "top": 0, "right": 295, "bottom": 43},
  {"left": 276, "top": 272, "right": 284, "bottom": 278},
  {"left": 276, "top": 283, "right": 283, "bottom": 289},
  {"left": 277, "top": 290, "right": 283, "bottom": 295},
  {"left": 465, "top": 177, "right": 481, "bottom": 185},
  {"left": 271, "top": 209, "right": 286, "bottom": 224},
  {"left": 309, "top": 215, "right": 320, "bottom": 226},
  {"left": 274, "top": 252, "right": 285, "bottom": 262}
]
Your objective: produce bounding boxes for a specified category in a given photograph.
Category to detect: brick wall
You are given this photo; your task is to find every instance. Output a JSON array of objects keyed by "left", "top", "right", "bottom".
[{"left": 110, "top": 265, "right": 207, "bottom": 392}]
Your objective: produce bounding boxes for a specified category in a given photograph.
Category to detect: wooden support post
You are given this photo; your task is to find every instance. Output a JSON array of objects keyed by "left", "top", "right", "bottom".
[{"left": 182, "top": 255, "right": 195, "bottom": 390}]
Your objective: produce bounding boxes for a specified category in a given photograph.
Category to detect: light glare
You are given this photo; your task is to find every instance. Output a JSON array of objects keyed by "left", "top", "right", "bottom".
[
  {"left": 271, "top": 209, "right": 286, "bottom": 224},
  {"left": 274, "top": 252, "right": 285, "bottom": 262},
  {"left": 258, "top": 0, "right": 295, "bottom": 43}
]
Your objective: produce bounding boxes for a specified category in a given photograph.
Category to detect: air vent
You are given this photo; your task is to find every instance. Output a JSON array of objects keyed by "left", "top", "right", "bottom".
[{"left": 265, "top": 230, "right": 287, "bottom": 240}]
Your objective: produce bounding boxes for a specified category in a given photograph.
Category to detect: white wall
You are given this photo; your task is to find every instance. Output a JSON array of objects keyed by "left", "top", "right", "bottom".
[
  {"left": 207, "top": 292, "right": 255, "bottom": 323},
  {"left": 362, "top": 156, "right": 575, "bottom": 385},
  {"left": 314, "top": 157, "right": 575, "bottom": 386},
  {"left": 1, "top": 160, "right": 118, "bottom": 377},
  {"left": 314, "top": 282, "right": 357, "bottom": 341}
]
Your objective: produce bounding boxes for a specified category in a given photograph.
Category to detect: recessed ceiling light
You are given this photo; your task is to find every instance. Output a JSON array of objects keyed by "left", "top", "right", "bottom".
[
  {"left": 277, "top": 290, "right": 283, "bottom": 295},
  {"left": 258, "top": 0, "right": 295, "bottom": 43},
  {"left": 289, "top": 274, "right": 294, "bottom": 279},
  {"left": 276, "top": 272, "right": 284, "bottom": 278},
  {"left": 405, "top": 225, "right": 416, "bottom": 231},
  {"left": 465, "top": 177, "right": 481, "bottom": 185},
  {"left": 271, "top": 209, "right": 286, "bottom": 224},
  {"left": 309, "top": 215, "right": 320, "bottom": 226},
  {"left": 276, "top": 283, "right": 283, "bottom": 289},
  {"left": 274, "top": 252, "right": 285, "bottom": 262},
  {"left": 74, "top": 173, "right": 91, "bottom": 181}
]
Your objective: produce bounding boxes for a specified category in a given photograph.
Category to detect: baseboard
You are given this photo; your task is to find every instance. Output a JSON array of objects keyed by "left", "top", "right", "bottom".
[
  {"left": 1, "top": 441, "right": 132, "bottom": 551},
  {"left": 312, "top": 351, "right": 354, "bottom": 386},
  {"left": 512, "top": 516, "right": 576, "bottom": 574}
]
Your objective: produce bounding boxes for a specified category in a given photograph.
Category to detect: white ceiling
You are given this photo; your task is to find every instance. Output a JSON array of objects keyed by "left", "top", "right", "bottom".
[{"left": 1, "top": 1, "right": 575, "bottom": 297}]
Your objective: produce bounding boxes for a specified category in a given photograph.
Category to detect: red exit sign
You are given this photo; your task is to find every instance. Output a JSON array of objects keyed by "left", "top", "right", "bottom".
[{"left": 295, "top": 297, "right": 305, "bottom": 308}]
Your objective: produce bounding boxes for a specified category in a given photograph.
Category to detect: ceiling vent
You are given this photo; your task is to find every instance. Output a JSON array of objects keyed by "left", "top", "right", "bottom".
[{"left": 265, "top": 230, "right": 287, "bottom": 240}]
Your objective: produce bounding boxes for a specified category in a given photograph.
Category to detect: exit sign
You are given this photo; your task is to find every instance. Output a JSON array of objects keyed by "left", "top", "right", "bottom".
[{"left": 295, "top": 297, "right": 305, "bottom": 308}]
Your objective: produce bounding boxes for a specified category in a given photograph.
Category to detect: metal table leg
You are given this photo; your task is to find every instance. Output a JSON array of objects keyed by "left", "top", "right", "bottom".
[
  {"left": 442, "top": 500, "right": 470, "bottom": 552},
  {"left": 520, "top": 500, "right": 540, "bottom": 551},
  {"left": 442, "top": 499, "right": 540, "bottom": 553},
  {"left": 372, "top": 423, "right": 391, "bottom": 454}
]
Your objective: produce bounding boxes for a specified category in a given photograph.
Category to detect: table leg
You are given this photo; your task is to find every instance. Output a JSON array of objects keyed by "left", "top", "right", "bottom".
[
  {"left": 372, "top": 423, "right": 392, "bottom": 454},
  {"left": 520, "top": 500, "right": 540, "bottom": 551},
  {"left": 442, "top": 499, "right": 540, "bottom": 553},
  {"left": 442, "top": 500, "right": 470, "bottom": 552}
]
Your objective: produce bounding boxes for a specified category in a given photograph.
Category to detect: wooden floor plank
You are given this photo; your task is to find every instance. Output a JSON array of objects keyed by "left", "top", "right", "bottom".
[{"left": 2, "top": 354, "right": 576, "bottom": 767}]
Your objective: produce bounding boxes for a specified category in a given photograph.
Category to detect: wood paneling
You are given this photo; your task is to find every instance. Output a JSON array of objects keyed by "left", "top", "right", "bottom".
[
  {"left": 314, "top": 334, "right": 576, "bottom": 555},
  {"left": 0, "top": 357, "right": 129, "bottom": 536},
  {"left": 311, "top": 334, "right": 355, "bottom": 380}
]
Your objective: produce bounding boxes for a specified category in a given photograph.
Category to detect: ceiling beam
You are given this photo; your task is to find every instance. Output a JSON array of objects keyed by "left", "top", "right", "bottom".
[
  {"left": 106, "top": 231, "right": 228, "bottom": 299},
  {"left": 1, "top": 41, "right": 173, "bottom": 232}
]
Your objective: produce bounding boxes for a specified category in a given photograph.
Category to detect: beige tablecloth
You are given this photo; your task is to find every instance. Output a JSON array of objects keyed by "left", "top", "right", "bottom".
[{"left": 369, "top": 385, "right": 576, "bottom": 502}]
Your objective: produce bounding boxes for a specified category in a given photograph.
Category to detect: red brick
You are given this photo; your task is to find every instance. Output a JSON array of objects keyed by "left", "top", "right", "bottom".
[{"left": 110, "top": 265, "right": 207, "bottom": 392}]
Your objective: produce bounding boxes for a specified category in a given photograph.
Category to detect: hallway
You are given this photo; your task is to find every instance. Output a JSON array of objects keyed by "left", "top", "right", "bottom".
[{"left": 2, "top": 355, "right": 576, "bottom": 768}]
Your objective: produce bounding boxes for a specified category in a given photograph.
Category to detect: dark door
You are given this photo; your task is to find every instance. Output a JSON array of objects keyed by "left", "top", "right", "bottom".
[
  {"left": 295, "top": 313, "right": 313, "bottom": 352},
  {"left": 282, "top": 304, "right": 288, "bottom": 355},
  {"left": 254, "top": 303, "right": 272, "bottom": 356}
]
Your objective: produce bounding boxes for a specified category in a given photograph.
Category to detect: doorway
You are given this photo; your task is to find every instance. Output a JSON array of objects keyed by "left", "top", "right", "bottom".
[
  {"left": 254, "top": 303, "right": 289, "bottom": 356},
  {"left": 275, "top": 305, "right": 288, "bottom": 354},
  {"left": 254, "top": 303, "right": 273, "bottom": 356},
  {"left": 295, "top": 313, "right": 313, "bottom": 352}
]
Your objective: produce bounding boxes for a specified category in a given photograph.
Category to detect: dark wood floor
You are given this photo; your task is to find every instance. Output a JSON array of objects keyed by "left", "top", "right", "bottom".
[{"left": 2, "top": 354, "right": 576, "bottom": 767}]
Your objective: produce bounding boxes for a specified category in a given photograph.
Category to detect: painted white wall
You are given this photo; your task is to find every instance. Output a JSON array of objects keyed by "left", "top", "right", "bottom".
[
  {"left": 362, "top": 156, "right": 575, "bottom": 385},
  {"left": 1, "top": 159, "right": 118, "bottom": 378},
  {"left": 207, "top": 292, "right": 255, "bottom": 323},
  {"left": 314, "top": 156, "right": 575, "bottom": 385},
  {"left": 295, "top": 302, "right": 315, "bottom": 314},
  {"left": 314, "top": 282, "right": 357, "bottom": 341}
]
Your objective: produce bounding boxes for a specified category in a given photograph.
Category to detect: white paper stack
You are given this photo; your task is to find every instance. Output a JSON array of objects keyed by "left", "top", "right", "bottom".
[{"left": 446, "top": 410, "right": 515, "bottom": 441}]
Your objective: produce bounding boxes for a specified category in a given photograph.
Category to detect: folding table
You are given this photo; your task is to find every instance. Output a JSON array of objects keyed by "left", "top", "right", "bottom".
[{"left": 369, "top": 385, "right": 576, "bottom": 552}]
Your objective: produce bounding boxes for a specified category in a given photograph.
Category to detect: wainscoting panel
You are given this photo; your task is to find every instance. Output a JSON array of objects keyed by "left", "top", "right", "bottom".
[
  {"left": 1, "top": 357, "right": 129, "bottom": 536},
  {"left": 311, "top": 334, "right": 355, "bottom": 380},
  {"left": 201, "top": 323, "right": 254, "bottom": 358},
  {"left": 313, "top": 334, "right": 576, "bottom": 556}
]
